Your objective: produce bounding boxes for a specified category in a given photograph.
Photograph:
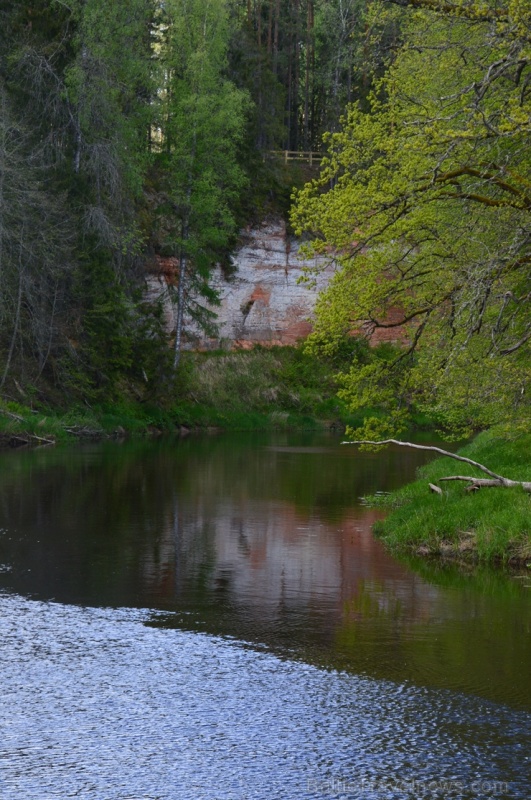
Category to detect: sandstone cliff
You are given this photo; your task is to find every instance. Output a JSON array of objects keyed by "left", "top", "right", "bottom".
[{"left": 146, "top": 217, "right": 407, "bottom": 349}]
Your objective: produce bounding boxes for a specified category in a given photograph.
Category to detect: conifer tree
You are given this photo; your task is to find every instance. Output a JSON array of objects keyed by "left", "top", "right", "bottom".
[{"left": 155, "top": 0, "right": 248, "bottom": 366}]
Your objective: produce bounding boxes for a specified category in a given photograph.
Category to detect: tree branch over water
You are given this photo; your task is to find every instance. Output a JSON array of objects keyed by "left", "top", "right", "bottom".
[{"left": 341, "top": 439, "right": 531, "bottom": 492}]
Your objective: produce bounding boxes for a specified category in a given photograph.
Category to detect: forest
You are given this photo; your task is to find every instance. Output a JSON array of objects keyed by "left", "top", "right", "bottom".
[
  {"left": 0, "top": 0, "right": 529, "bottom": 444},
  {"left": 0, "top": 0, "right": 381, "bottom": 402},
  {"left": 292, "top": 0, "right": 530, "bottom": 440}
]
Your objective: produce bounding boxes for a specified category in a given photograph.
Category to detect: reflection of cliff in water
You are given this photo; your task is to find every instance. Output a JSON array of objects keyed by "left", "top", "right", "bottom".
[
  {"left": 0, "top": 431, "right": 434, "bottom": 612},
  {"left": 137, "top": 485, "right": 531, "bottom": 708},
  {"left": 141, "top": 494, "right": 424, "bottom": 621},
  {"left": 0, "top": 434, "right": 529, "bottom": 707}
]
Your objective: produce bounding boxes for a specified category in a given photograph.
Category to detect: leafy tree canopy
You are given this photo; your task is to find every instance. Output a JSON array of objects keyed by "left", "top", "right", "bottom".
[{"left": 292, "top": 0, "right": 531, "bottom": 438}]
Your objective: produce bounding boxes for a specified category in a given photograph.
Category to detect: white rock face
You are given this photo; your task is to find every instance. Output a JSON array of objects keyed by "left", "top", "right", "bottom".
[
  {"left": 145, "top": 218, "right": 335, "bottom": 349},
  {"left": 208, "top": 219, "right": 334, "bottom": 348}
]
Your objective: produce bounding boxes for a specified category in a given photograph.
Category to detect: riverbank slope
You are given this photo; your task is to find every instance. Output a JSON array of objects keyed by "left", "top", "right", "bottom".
[
  {"left": 0, "top": 345, "right": 371, "bottom": 445},
  {"left": 371, "top": 428, "right": 531, "bottom": 564}
]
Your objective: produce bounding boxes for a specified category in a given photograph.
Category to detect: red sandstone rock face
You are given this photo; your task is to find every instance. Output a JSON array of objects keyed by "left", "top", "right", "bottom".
[
  {"left": 145, "top": 219, "right": 408, "bottom": 349},
  {"left": 147, "top": 256, "right": 178, "bottom": 281},
  {"left": 247, "top": 286, "right": 271, "bottom": 305},
  {"left": 145, "top": 219, "right": 335, "bottom": 348}
]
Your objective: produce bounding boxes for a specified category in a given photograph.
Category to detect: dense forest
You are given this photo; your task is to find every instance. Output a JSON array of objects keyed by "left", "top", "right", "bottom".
[
  {"left": 0, "top": 0, "right": 393, "bottom": 402},
  {"left": 0, "top": 0, "right": 529, "bottom": 438}
]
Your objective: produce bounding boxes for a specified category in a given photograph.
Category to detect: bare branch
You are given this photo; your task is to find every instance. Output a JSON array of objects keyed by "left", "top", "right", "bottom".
[
  {"left": 500, "top": 328, "right": 531, "bottom": 355},
  {"left": 439, "top": 476, "right": 531, "bottom": 491},
  {"left": 342, "top": 440, "right": 531, "bottom": 491},
  {"left": 438, "top": 475, "right": 506, "bottom": 485},
  {"left": 341, "top": 438, "right": 505, "bottom": 480}
]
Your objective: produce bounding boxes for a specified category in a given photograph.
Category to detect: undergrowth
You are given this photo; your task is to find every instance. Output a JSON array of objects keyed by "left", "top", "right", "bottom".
[
  {"left": 0, "top": 341, "right": 444, "bottom": 439},
  {"left": 176, "top": 346, "right": 341, "bottom": 419}
]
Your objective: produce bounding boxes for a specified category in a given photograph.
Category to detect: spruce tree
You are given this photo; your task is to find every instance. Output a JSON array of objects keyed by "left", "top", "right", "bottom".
[{"left": 155, "top": 0, "right": 248, "bottom": 367}]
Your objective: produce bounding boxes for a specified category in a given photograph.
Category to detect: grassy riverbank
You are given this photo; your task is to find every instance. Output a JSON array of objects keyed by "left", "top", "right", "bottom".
[
  {"left": 0, "top": 345, "right": 376, "bottom": 444},
  {"left": 371, "top": 428, "right": 531, "bottom": 565}
]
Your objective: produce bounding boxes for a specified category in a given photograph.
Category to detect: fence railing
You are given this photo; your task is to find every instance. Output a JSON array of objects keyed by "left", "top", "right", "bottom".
[{"left": 265, "top": 150, "right": 324, "bottom": 165}]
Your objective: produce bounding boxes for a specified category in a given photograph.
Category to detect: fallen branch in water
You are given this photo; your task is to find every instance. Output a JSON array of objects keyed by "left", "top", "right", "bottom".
[
  {"left": 64, "top": 426, "right": 104, "bottom": 438},
  {"left": 30, "top": 433, "right": 55, "bottom": 445},
  {"left": 342, "top": 439, "right": 531, "bottom": 493},
  {"left": 0, "top": 431, "right": 55, "bottom": 447}
]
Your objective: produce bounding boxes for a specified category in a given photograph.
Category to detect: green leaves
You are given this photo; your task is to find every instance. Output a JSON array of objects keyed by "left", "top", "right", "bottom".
[
  {"left": 292, "top": 1, "right": 531, "bottom": 436},
  {"left": 152, "top": 0, "right": 249, "bottom": 365}
]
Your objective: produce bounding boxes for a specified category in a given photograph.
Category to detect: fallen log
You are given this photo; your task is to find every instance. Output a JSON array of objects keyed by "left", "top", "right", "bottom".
[
  {"left": 64, "top": 426, "right": 103, "bottom": 438},
  {"left": 342, "top": 439, "right": 531, "bottom": 493},
  {"left": 30, "top": 433, "right": 55, "bottom": 445},
  {"left": 0, "top": 431, "right": 55, "bottom": 448},
  {"left": 438, "top": 475, "right": 531, "bottom": 492}
]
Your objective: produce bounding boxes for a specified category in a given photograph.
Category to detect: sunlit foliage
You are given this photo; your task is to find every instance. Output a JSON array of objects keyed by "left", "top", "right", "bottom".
[{"left": 292, "top": 0, "right": 531, "bottom": 436}]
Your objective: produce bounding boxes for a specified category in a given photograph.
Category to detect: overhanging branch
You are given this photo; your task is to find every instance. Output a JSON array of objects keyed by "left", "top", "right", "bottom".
[
  {"left": 342, "top": 438, "right": 504, "bottom": 479},
  {"left": 342, "top": 439, "right": 531, "bottom": 491}
]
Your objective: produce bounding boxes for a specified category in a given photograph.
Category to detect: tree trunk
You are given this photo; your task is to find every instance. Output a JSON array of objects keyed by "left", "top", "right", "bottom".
[
  {"left": 173, "top": 244, "right": 187, "bottom": 369},
  {"left": 273, "top": 0, "right": 280, "bottom": 74},
  {"left": 1, "top": 246, "right": 24, "bottom": 388},
  {"left": 303, "top": 1, "right": 313, "bottom": 150},
  {"left": 173, "top": 194, "right": 191, "bottom": 370}
]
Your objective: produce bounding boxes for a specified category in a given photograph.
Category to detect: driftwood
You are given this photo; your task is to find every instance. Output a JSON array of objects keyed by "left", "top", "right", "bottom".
[
  {"left": 29, "top": 433, "right": 55, "bottom": 444},
  {"left": 1, "top": 432, "right": 55, "bottom": 448},
  {"left": 342, "top": 439, "right": 531, "bottom": 493},
  {"left": 64, "top": 426, "right": 102, "bottom": 438},
  {"left": 438, "top": 475, "right": 531, "bottom": 492}
]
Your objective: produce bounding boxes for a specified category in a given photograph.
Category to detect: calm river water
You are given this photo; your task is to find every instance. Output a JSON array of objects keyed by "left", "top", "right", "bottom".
[{"left": 0, "top": 432, "right": 529, "bottom": 799}]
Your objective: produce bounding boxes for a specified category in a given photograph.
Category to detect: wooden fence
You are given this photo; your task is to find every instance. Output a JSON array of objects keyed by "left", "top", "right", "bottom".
[{"left": 265, "top": 150, "right": 323, "bottom": 165}]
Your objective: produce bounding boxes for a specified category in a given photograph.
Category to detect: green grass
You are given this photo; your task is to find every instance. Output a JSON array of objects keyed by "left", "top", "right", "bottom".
[
  {"left": 0, "top": 345, "right": 354, "bottom": 441},
  {"left": 0, "top": 344, "right": 481, "bottom": 441},
  {"left": 371, "top": 427, "right": 531, "bottom": 564},
  {"left": 0, "top": 399, "right": 183, "bottom": 444},
  {"left": 172, "top": 346, "right": 351, "bottom": 429}
]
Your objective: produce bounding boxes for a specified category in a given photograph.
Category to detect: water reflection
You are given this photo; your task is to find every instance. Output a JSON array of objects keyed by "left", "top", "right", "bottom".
[{"left": 0, "top": 432, "right": 529, "bottom": 709}]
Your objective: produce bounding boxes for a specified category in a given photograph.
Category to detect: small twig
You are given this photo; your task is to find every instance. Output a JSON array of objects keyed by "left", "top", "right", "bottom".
[{"left": 0, "top": 409, "right": 24, "bottom": 422}]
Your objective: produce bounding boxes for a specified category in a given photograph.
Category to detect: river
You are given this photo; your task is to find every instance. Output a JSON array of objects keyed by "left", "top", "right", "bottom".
[{"left": 0, "top": 432, "right": 529, "bottom": 799}]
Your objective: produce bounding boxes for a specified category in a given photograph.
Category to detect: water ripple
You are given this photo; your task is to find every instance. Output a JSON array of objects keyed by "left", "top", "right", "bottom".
[{"left": 0, "top": 592, "right": 529, "bottom": 800}]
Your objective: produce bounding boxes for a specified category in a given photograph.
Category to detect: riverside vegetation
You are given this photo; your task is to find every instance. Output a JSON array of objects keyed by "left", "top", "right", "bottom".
[
  {"left": 367, "top": 428, "right": 531, "bottom": 565},
  {"left": 288, "top": 0, "right": 531, "bottom": 564},
  {"left": 0, "top": 339, "right": 391, "bottom": 443},
  {"left": 1, "top": 1, "right": 529, "bottom": 565},
  {"left": 2, "top": 341, "right": 528, "bottom": 565}
]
